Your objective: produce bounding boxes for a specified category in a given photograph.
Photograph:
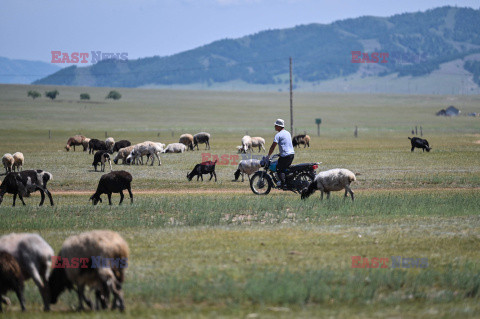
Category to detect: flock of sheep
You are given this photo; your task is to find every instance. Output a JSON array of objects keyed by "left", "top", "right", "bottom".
[{"left": 0, "top": 230, "right": 128, "bottom": 312}]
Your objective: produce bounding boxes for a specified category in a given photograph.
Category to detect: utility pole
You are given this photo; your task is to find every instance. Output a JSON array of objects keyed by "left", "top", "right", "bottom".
[{"left": 289, "top": 57, "right": 294, "bottom": 134}]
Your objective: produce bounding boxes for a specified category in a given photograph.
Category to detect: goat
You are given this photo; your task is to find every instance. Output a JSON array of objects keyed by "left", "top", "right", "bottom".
[
  {"left": 0, "top": 170, "right": 54, "bottom": 206},
  {"left": 92, "top": 151, "right": 112, "bottom": 172},
  {"left": 187, "top": 160, "right": 217, "bottom": 182},
  {"left": 408, "top": 137, "right": 431, "bottom": 152},
  {"left": 292, "top": 134, "right": 311, "bottom": 148}
]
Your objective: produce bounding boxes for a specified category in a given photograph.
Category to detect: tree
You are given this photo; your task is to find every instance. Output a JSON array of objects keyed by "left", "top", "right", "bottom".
[
  {"left": 80, "top": 93, "right": 90, "bottom": 100},
  {"left": 45, "top": 90, "right": 59, "bottom": 100},
  {"left": 27, "top": 90, "right": 41, "bottom": 99},
  {"left": 106, "top": 90, "right": 121, "bottom": 100}
]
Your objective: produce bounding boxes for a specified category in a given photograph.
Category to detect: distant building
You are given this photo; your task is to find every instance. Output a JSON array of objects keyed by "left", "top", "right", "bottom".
[{"left": 436, "top": 105, "right": 460, "bottom": 116}]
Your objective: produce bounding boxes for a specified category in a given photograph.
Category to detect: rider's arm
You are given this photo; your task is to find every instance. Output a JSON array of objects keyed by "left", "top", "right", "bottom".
[{"left": 267, "top": 142, "right": 277, "bottom": 158}]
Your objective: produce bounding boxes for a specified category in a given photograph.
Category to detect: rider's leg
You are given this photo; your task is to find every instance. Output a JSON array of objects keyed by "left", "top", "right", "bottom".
[{"left": 277, "top": 155, "right": 294, "bottom": 187}]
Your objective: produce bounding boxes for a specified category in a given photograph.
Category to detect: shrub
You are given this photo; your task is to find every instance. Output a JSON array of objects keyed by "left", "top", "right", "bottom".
[
  {"left": 27, "top": 90, "right": 41, "bottom": 99},
  {"left": 45, "top": 90, "right": 59, "bottom": 100},
  {"left": 106, "top": 90, "right": 121, "bottom": 100},
  {"left": 80, "top": 93, "right": 90, "bottom": 100}
]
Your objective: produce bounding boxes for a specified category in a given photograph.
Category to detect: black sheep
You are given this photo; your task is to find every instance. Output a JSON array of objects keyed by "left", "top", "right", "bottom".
[
  {"left": 0, "top": 170, "right": 54, "bottom": 206},
  {"left": 92, "top": 151, "right": 112, "bottom": 172},
  {"left": 90, "top": 170, "right": 133, "bottom": 205},
  {"left": 408, "top": 137, "right": 431, "bottom": 152},
  {"left": 0, "top": 251, "right": 25, "bottom": 312},
  {"left": 89, "top": 139, "right": 109, "bottom": 154},
  {"left": 113, "top": 140, "right": 131, "bottom": 152},
  {"left": 187, "top": 160, "right": 217, "bottom": 182}
]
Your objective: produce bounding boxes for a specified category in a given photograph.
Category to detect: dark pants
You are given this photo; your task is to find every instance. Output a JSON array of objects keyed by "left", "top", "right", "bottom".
[{"left": 276, "top": 154, "right": 294, "bottom": 185}]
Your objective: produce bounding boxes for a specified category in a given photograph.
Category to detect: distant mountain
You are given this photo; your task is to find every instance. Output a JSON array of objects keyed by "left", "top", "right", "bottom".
[
  {"left": 34, "top": 6, "right": 480, "bottom": 93},
  {"left": 0, "top": 57, "right": 61, "bottom": 84}
]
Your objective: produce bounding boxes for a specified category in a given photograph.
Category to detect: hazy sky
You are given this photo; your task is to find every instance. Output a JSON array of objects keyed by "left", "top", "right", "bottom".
[{"left": 0, "top": 0, "right": 477, "bottom": 63}]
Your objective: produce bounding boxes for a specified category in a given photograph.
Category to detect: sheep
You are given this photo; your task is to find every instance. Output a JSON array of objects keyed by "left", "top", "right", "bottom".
[
  {"left": 82, "top": 138, "right": 91, "bottom": 152},
  {"left": 301, "top": 169, "right": 356, "bottom": 201},
  {"left": 126, "top": 141, "right": 162, "bottom": 166},
  {"left": 233, "top": 159, "right": 261, "bottom": 182},
  {"left": 241, "top": 135, "right": 252, "bottom": 153},
  {"left": 12, "top": 152, "right": 24, "bottom": 172},
  {"left": 179, "top": 134, "right": 194, "bottom": 151},
  {"left": 2, "top": 153, "right": 14, "bottom": 173},
  {"left": 163, "top": 143, "right": 186, "bottom": 154},
  {"left": 89, "top": 170, "right": 133, "bottom": 205},
  {"left": 112, "top": 140, "right": 131, "bottom": 153},
  {"left": 0, "top": 251, "right": 25, "bottom": 312},
  {"left": 65, "top": 135, "right": 86, "bottom": 152},
  {"left": 251, "top": 137, "right": 266, "bottom": 152},
  {"left": 105, "top": 137, "right": 115, "bottom": 152},
  {"left": 113, "top": 146, "right": 134, "bottom": 165},
  {"left": 292, "top": 134, "right": 311, "bottom": 148},
  {"left": 92, "top": 151, "right": 112, "bottom": 172},
  {"left": 48, "top": 230, "right": 129, "bottom": 311},
  {"left": 187, "top": 160, "right": 217, "bottom": 182},
  {"left": 408, "top": 137, "right": 431, "bottom": 152},
  {"left": 193, "top": 132, "right": 211, "bottom": 150},
  {"left": 0, "top": 170, "right": 54, "bottom": 206},
  {"left": 89, "top": 139, "right": 109, "bottom": 154},
  {"left": 0, "top": 233, "right": 54, "bottom": 311}
]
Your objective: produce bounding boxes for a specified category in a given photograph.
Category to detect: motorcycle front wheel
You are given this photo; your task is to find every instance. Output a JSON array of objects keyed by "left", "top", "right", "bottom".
[{"left": 250, "top": 171, "right": 272, "bottom": 195}]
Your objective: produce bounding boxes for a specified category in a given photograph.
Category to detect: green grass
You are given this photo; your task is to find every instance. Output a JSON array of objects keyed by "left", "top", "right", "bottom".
[{"left": 0, "top": 84, "right": 479, "bottom": 317}]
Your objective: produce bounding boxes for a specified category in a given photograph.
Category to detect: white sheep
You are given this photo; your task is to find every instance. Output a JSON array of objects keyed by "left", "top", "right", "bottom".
[
  {"left": 251, "top": 137, "right": 266, "bottom": 152},
  {"left": 12, "top": 152, "right": 24, "bottom": 172},
  {"left": 2, "top": 153, "right": 14, "bottom": 173},
  {"left": 301, "top": 168, "right": 356, "bottom": 201},
  {"left": 105, "top": 137, "right": 115, "bottom": 152},
  {"left": 163, "top": 143, "right": 186, "bottom": 153},
  {"left": 127, "top": 141, "right": 162, "bottom": 166},
  {"left": 113, "top": 145, "right": 134, "bottom": 165},
  {"left": 233, "top": 159, "right": 261, "bottom": 182},
  {"left": 0, "top": 233, "right": 54, "bottom": 311},
  {"left": 236, "top": 145, "right": 243, "bottom": 153},
  {"left": 48, "top": 230, "right": 129, "bottom": 311},
  {"left": 241, "top": 135, "right": 252, "bottom": 153},
  {"left": 82, "top": 137, "right": 91, "bottom": 152}
]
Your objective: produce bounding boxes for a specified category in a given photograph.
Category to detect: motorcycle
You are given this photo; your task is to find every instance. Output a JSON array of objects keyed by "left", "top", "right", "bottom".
[{"left": 249, "top": 154, "right": 320, "bottom": 195}]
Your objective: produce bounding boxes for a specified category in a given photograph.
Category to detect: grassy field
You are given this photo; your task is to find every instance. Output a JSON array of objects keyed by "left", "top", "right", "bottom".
[{"left": 0, "top": 84, "right": 479, "bottom": 318}]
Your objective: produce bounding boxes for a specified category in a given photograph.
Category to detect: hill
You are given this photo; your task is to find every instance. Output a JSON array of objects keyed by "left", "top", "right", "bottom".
[
  {"left": 0, "top": 57, "right": 61, "bottom": 84},
  {"left": 34, "top": 6, "right": 480, "bottom": 93}
]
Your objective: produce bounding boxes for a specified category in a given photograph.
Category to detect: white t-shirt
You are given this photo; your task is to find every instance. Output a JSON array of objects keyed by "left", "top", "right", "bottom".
[{"left": 274, "top": 129, "right": 295, "bottom": 157}]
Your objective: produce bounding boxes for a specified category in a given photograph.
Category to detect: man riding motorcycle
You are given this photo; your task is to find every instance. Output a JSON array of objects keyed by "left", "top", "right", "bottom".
[{"left": 266, "top": 119, "right": 295, "bottom": 188}]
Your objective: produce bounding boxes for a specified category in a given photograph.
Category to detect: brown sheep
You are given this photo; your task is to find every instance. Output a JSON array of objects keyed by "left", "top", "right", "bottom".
[
  {"left": 179, "top": 134, "right": 194, "bottom": 151},
  {"left": 0, "top": 251, "right": 25, "bottom": 311},
  {"left": 292, "top": 134, "right": 311, "bottom": 148},
  {"left": 65, "top": 135, "right": 87, "bottom": 152}
]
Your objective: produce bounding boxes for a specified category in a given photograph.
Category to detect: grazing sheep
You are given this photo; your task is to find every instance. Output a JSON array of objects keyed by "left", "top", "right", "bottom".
[
  {"left": 179, "top": 134, "right": 194, "bottom": 151},
  {"left": 187, "top": 160, "right": 217, "bottom": 182},
  {"left": 12, "top": 152, "right": 24, "bottom": 172},
  {"left": 113, "top": 140, "right": 131, "bottom": 153},
  {"left": 0, "top": 251, "right": 25, "bottom": 312},
  {"left": 82, "top": 138, "right": 91, "bottom": 152},
  {"left": 93, "top": 151, "right": 112, "bottom": 172},
  {"left": 241, "top": 135, "right": 252, "bottom": 153},
  {"left": 48, "top": 230, "right": 129, "bottom": 311},
  {"left": 65, "top": 135, "right": 86, "bottom": 152},
  {"left": 0, "top": 170, "right": 54, "bottom": 206},
  {"left": 89, "top": 170, "right": 133, "bottom": 205},
  {"left": 0, "top": 233, "right": 54, "bottom": 311},
  {"left": 251, "top": 137, "right": 266, "bottom": 152},
  {"left": 233, "top": 159, "right": 261, "bottom": 182},
  {"left": 105, "top": 137, "right": 115, "bottom": 152},
  {"left": 89, "top": 139, "right": 109, "bottom": 154},
  {"left": 113, "top": 146, "right": 134, "bottom": 165},
  {"left": 193, "top": 132, "right": 211, "bottom": 150},
  {"left": 126, "top": 141, "right": 162, "bottom": 166},
  {"left": 292, "top": 134, "right": 311, "bottom": 148},
  {"left": 2, "top": 153, "right": 14, "bottom": 173},
  {"left": 408, "top": 137, "right": 431, "bottom": 152},
  {"left": 301, "top": 169, "right": 356, "bottom": 201},
  {"left": 163, "top": 143, "right": 186, "bottom": 154},
  {"left": 236, "top": 146, "right": 244, "bottom": 153}
]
